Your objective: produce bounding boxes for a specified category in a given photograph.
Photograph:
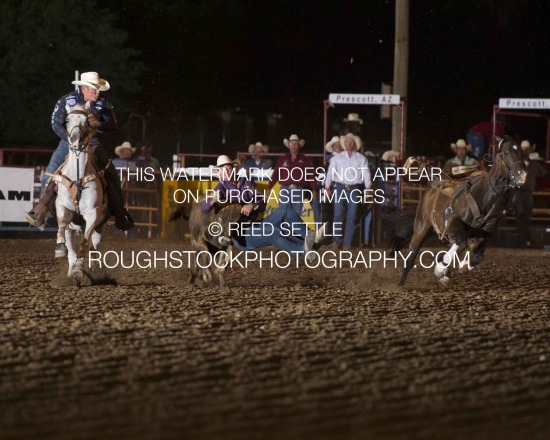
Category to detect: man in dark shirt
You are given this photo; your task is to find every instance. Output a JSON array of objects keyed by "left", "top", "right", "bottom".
[
  {"left": 25, "top": 72, "right": 134, "bottom": 231},
  {"left": 268, "top": 134, "right": 321, "bottom": 224},
  {"left": 511, "top": 140, "right": 548, "bottom": 247}
]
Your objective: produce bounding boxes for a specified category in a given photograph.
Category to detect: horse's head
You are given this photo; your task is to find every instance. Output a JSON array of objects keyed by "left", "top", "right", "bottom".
[
  {"left": 495, "top": 136, "right": 527, "bottom": 188},
  {"left": 65, "top": 103, "right": 90, "bottom": 152}
]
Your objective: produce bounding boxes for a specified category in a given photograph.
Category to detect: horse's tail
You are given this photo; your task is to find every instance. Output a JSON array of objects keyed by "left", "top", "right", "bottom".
[
  {"left": 382, "top": 208, "right": 416, "bottom": 254},
  {"left": 169, "top": 202, "right": 193, "bottom": 222}
]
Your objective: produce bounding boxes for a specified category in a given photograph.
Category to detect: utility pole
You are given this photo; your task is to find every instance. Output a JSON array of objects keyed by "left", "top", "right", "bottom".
[{"left": 392, "top": 0, "right": 409, "bottom": 154}]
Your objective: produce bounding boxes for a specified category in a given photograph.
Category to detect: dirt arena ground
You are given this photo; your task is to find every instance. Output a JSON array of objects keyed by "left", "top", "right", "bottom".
[{"left": 1, "top": 234, "right": 550, "bottom": 440}]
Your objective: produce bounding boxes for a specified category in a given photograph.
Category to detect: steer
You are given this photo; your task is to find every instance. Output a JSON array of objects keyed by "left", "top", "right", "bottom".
[{"left": 169, "top": 197, "right": 244, "bottom": 287}]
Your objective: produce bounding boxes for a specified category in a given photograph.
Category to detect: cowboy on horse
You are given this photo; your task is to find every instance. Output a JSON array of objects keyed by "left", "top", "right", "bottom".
[{"left": 25, "top": 71, "right": 134, "bottom": 233}]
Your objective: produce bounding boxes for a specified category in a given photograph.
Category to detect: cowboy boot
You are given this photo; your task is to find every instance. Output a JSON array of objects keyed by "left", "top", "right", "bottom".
[
  {"left": 105, "top": 180, "right": 134, "bottom": 231},
  {"left": 25, "top": 181, "right": 56, "bottom": 228},
  {"left": 114, "top": 207, "right": 135, "bottom": 231}
]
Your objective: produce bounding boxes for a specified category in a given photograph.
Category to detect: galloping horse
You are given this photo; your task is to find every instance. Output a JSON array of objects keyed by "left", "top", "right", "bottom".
[
  {"left": 398, "top": 136, "right": 527, "bottom": 286},
  {"left": 53, "top": 103, "right": 108, "bottom": 279}
]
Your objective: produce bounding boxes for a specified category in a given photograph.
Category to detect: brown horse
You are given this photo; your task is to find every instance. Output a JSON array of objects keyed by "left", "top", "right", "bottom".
[{"left": 398, "top": 136, "right": 527, "bottom": 286}]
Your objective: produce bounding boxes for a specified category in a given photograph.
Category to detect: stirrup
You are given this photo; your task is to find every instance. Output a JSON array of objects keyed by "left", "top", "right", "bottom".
[{"left": 25, "top": 211, "right": 46, "bottom": 230}]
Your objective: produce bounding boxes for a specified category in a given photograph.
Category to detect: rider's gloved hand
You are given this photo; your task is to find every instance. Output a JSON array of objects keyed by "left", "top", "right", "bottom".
[{"left": 87, "top": 113, "right": 101, "bottom": 129}]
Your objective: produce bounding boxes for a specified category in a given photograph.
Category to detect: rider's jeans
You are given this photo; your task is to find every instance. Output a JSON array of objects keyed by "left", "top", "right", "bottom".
[{"left": 41, "top": 139, "right": 69, "bottom": 193}]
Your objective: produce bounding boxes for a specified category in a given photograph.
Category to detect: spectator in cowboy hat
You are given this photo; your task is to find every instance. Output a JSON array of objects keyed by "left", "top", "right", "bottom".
[
  {"left": 342, "top": 113, "right": 364, "bottom": 139},
  {"left": 112, "top": 141, "right": 137, "bottom": 171},
  {"left": 136, "top": 142, "right": 161, "bottom": 174},
  {"left": 442, "top": 139, "right": 478, "bottom": 176},
  {"left": 381, "top": 150, "right": 401, "bottom": 163},
  {"left": 520, "top": 140, "right": 541, "bottom": 161},
  {"left": 324, "top": 133, "right": 371, "bottom": 251},
  {"left": 268, "top": 134, "right": 321, "bottom": 224},
  {"left": 242, "top": 141, "right": 272, "bottom": 180},
  {"left": 25, "top": 71, "right": 134, "bottom": 232},
  {"left": 325, "top": 136, "right": 343, "bottom": 163},
  {"left": 343, "top": 113, "right": 363, "bottom": 124},
  {"left": 510, "top": 140, "right": 549, "bottom": 247}
]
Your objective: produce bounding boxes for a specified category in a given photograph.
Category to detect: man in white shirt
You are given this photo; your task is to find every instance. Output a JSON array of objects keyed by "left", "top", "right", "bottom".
[{"left": 324, "top": 133, "right": 371, "bottom": 250}]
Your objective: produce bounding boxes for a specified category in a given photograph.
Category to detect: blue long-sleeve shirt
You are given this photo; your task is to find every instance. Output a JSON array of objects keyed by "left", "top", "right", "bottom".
[{"left": 51, "top": 88, "right": 117, "bottom": 144}]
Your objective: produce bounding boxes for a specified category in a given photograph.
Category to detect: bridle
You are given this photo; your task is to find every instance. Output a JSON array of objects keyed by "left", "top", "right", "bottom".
[
  {"left": 496, "top": 138, "right": 525, "bottom": 189},
  {"left": 65, "top": 108, "right": 96, "bottom": 205},
  {"left": 67, "top": 109, "right": 93, "bottom": 154}
]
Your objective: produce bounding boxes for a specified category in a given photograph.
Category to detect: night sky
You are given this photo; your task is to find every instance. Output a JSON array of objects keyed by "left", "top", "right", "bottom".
[{"left": 100, "top": 0, "right": 550, "bottom": 161}]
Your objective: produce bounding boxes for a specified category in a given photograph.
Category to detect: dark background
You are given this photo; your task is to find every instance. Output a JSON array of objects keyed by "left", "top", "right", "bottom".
[{"left": 2, "top": 0, "right": 549, "bottom": 166}]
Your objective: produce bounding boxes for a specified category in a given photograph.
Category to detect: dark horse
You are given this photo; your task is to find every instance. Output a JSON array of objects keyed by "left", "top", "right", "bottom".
[{"left": 398, "top": 136, "right": 527, "bottom": 286}]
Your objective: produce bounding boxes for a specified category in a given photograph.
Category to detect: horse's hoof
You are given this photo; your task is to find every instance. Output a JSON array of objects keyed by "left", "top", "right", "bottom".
[
  {"left": 458, "top": 263, "right": 473, "bottom": 273},
  {"left": 439, "top": 276, "right": 451, "bottom": 286},
  {"left": 72, "top": 267, "right": 85, "bottom": 279},
  {"left": 55, "top": 243, "right": 68, "bottom": 258}
]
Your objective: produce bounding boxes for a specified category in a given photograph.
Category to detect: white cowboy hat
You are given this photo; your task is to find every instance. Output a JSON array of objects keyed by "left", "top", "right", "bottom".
[
  {"left": 72, "top": 71, "right": 110, "bottom": 91},
  {"left": 248, "top": 141, "right": 269, "bottom": 154},
  {"left": 381, "top": 150, "right": 401, "bottom": 162},
  {"left": 339, "top": 133, "right": 363, "bottom": 151},
  {"left": 450, "top": 139, "right": 472, "bottom": 153},
  {"left": 211, "top": 155, "right": 238, "bottom": 169},
  {"left": 520, "top": 140, "right": 535, "bottom": 150},
  {"left": 325, "top": 136, "right": 341, "bottom": 153},
  {"left": 343, "top": 113, "right": 363, "bottom": 124},
  {"left": 114, "top": 141, "right": 136, "bottom": 156},
  {"left": 283, "top": 134, "right": 305, "bottom": 148}
]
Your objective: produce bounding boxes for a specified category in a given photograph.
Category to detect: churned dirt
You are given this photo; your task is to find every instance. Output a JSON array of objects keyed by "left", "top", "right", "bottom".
[{"left": 1, "top": 234, "right": 550, "bottom": 440}]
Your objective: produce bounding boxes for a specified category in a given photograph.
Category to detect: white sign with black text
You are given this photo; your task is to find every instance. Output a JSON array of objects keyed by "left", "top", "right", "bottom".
[
  {"left": 499, "top": 98, "right": 550, "bottom": 109},
  {"left": 0, "top": 167, "right": 34, "bottom": 222},
  {"left": 329, "top": 93, "right": 401, "bottom": 105}
]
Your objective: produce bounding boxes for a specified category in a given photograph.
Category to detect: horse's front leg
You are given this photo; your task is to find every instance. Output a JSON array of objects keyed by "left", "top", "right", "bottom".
[
  {"left": 56, "top": 206, "right": 72, "bottom": 259},
  {"left": 458, "top": 238, "right": 487, "bottom": 273},
  {"left": 434, "top": 243, "right": 459, "bottom": 285},
  {"left": 64, "top": 227, "right": 78, "bottom": 277},
  {"left": 75, "top": 209, "right": 101, "bottom": 277},
  {"left": 191, "top": 238, "right": 213, "bottom": 286},
  {"left": 434, "top": 222, "right": 466, "bottom": 285},
  {"left": 213, "top": 247, "right": 231, "bottom": 288}
]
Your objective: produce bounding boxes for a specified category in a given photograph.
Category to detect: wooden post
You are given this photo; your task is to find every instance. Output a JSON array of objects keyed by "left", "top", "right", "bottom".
[{"left": 391, "top": 0, "right": 409, "bottom": 155}]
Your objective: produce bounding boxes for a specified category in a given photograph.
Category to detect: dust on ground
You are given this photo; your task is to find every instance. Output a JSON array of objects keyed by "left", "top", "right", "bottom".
[{"left": 1, "top": 236, "right": 550, "bottom": 440}]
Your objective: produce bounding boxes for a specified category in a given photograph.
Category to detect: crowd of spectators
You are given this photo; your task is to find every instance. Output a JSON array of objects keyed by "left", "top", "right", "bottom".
[{"left": 116, "top": 113, "right": 549, "bottom": 248}]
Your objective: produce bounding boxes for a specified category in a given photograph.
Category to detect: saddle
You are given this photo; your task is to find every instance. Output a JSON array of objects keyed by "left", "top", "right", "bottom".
[
  {"left": 46, "top": 153, "right": 109, "bottom": 210},
  {"left": 450, "top": 171, "right": 487, "bottom": 200},
  {"left": 432, "top": 170, "right": 498, "bottom": 237}
]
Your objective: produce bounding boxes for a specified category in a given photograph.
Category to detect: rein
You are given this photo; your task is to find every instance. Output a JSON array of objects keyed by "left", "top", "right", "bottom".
[
  {"left": 58, "top": 108, "right": 100, "bottom": 212},
  {"left": 487, "top": 154, "right": 509, "bottom": 195}
]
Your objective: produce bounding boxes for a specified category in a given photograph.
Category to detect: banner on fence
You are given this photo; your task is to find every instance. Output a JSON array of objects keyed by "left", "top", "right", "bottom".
[
  {"left": 0, "top": 167, "right": 34, "bottom": 222},
  {"left": 161, "top": 180, "right": 313, "bottom": 239}
]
